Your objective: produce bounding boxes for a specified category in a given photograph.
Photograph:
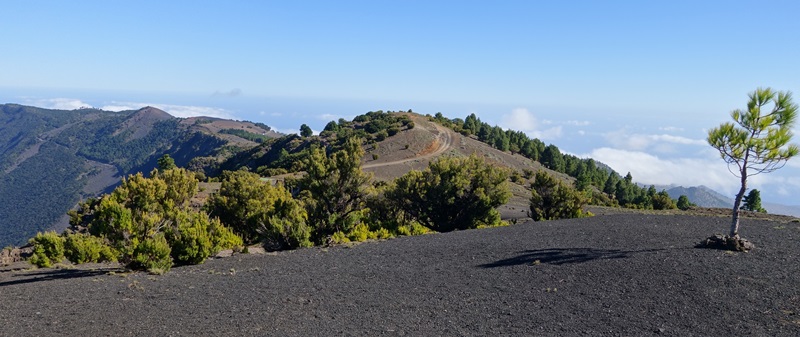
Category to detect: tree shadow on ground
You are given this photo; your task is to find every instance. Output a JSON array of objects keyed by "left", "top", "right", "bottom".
[
  {"left": 0, "top": 267, "right": 124, "bottom": 287},
  {"left": 479, "top": 247, "right": 667, "bottom": 268}
]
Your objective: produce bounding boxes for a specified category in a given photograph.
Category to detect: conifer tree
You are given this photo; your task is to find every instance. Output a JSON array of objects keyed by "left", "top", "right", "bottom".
[
  {"left": 741, "top": 189, "right": 766, "bottom": 213},
  {"left": 708, "top": 88, "right": 797, "bottom": 240}
]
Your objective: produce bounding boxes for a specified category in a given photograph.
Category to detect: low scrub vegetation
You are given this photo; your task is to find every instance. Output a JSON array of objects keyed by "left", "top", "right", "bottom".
[
  {"left": 32, "top": 134, "right": 520, "bottom": 273},
  {"left": 64, "top": 232, "right": 118, "bottom": 264},
  {"left": 67, "top": 168, "right": 243, "bottom": 273},
  {"left": 529, "top": 171, "right": 590, "bottom": 221},
  {"left": 25, "top": 109, "right": 700, "bottom": 273},
  {"left": 388, "top": 154, "right": 511, "bottom": 231},
  {"left": 28, "top": 231, "right": 65, "bottom": 268}
]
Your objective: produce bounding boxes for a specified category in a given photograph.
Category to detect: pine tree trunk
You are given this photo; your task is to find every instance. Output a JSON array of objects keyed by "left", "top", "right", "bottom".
[{"left": 730, "top": 175, "right": 747, "bottom": 239}]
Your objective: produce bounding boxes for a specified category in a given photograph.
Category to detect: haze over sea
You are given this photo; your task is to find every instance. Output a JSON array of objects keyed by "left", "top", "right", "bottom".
[{"left": 2, "top": 1, "right": 799, "bottom": 205}]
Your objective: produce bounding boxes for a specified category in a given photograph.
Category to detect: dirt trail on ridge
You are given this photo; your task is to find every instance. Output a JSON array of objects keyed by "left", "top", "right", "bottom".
[{"left": 361, "top": 121, "right": 453, "bottom": 169}]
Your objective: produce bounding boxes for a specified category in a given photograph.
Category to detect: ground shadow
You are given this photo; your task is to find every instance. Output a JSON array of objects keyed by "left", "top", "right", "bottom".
[
  {"left": 0, "top": 267, "right": 123, "bottom": 287},
  {"left": 479, "top": 247, "right": 667, "bottom": 268}
]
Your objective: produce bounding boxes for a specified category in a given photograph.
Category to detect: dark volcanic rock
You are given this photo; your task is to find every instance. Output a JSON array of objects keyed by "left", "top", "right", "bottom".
[
  {"left": 1, "top": 214, "right": 799, "bottom": 336},
  {"left": 697, "top": 234, "right": 756, "bottom": 252}
]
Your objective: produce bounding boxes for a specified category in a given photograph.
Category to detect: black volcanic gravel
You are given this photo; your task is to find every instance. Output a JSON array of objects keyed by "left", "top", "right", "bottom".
[{"left": 2, "top": 214, "right": 800, "bottom": 336}]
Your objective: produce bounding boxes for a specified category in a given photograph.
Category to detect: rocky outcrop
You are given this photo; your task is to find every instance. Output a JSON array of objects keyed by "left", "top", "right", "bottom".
[{"left": 0, "top": 246, "right": 32, "bottom": 265}]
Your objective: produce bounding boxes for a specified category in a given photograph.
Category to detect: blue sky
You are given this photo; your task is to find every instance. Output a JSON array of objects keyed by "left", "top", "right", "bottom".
[{"left": 2, "top": 1, "right": 799, "bottom": 206}]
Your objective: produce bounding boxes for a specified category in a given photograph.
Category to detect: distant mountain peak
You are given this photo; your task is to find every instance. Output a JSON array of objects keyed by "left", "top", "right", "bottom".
[
  {"left": 133, "top": 106, "right": 173, "bottom": 119},
  {"left": 116, "top": 107, "right": 175, "bottom": 140}
]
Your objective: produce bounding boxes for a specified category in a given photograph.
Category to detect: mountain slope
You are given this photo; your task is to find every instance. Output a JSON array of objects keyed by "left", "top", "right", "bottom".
[
  {"left": 0, "top": 104, "right": 276, "bottom": 247},
  {"left": 665, "top": 186, "right": 732, "bottom": 208},
  {"left": 665, "top": 185, "right": 800, "bottom": 217},
  {"left": 217, "top": 111, "right": 564, "bottom": 216}
]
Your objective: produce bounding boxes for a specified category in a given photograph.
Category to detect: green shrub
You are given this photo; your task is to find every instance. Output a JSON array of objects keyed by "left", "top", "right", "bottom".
[
  {"left": 529, "top": 171, "right": 589, "bottom": 221},
  {"left": 167, "top": 211, "right": 244, "bottom": 265},
  {"left": 64, "top": 233, "right": 117, "bottom": 264},
  {"left": 208, "top": 170, "right": 308, "bottom": 245},
  {"left": 651, "top": 191, "right": 677, "bottom": 210},
  {"left": 522, "top": 169, "right": 534, "bottom": 179},
  {"left": 510, "top": 170, "right": 524, "bottom": 183},
  {"left": 209, "top": 217, "right": 244, "bottom": 252},
  {"left": 330, "top": 231, "right": 351, "bottom": 244},
  {"left": 256, "top": 197, "right": 312, "bottom": 250},
  {"left": 132, "top": 234, "right": 173, "bottom": 274},
  {"left": 28, "top": 231, "right": 65, "bottom": 268},
  {"left": 372, "top": 227, "right": 393, "bottom": 239},
  {"left": 396, "top": 223, "right": 430, "bottom": 236},
  {"left": 476, "top": 221, "right": 509, "bottom": 229},
  {"left": 257, "top": 167, "right": 288, "bottom": 177},
  {"left": 676, "top": 195, "right": 692, "bottom": 210},
  {"left": 167, "top": 211, "right": 214, "bottom": 265},
  {"left": 348, "top": 223, "right": 371, "bottom": 242},
  {"left": 387, "top": 155, "right": 510, "bottom": 232},
  {"left": 296, "top": 138, "right": 371, "bottom": 244}
]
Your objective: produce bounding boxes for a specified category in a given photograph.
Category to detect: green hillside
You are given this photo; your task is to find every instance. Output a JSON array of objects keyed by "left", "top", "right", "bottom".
[{"left": 0, "top": 104, "right": 275, "bottom": 247}]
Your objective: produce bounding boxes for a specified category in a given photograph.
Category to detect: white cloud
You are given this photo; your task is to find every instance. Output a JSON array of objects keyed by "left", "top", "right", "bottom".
[
  {"left": 318, "top": 113, "right": 339, "bottom": 121},
  {"left": 659, "top": 126, "right": 684, "bottom": 132},
  {"left": 500, "top": 108, "right": 563, "bottom": 140},
  {"left": 651, "top": 134, "right": 707, "bottom": 146},
  {"left": 101, "top": 102, "right": 236, "bottom": 119},
  {"left": 603, "top": 129, "right": 706, "bottom": 152},
  {"left": 586, "top": 147, "right": 800, "bottom": 199},
  {"left": 565, "top": 120, "right": 590, "bottom": 126},
  {"left": 259, "top": 111, "right": 283, "bottom": 117},
  {"left": 28, "top": 98, "right": 93, "bottom": 110},
  {"left": 588, "top": 147, "right": 738, "bottom": 194}
]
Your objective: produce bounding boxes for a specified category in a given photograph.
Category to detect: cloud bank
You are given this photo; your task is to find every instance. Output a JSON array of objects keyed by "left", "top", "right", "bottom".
[
  {"left": 28, "top": 98, "right": 93, "bottom": 110},
  {"left": 101, "top": 102, "right": 236, "bottom": 119},
  {"left": 588, "top": 147, "right": 737, "bottom": 193},
  {"left": 23, "top": 97, "right": 237, "bottom": 120},
  {"left": 500, "top": 108, "right": 563, "bottom": 140}
]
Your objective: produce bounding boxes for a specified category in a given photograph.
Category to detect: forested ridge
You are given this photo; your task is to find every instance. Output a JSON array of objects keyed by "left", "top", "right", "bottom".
[
  {"left": 22, "top": 109, "right": 687, "bottom": 273},
  {"left": 4, "top": 106, "right": 688, "bottom": 256},
  {"left": 0, "top": 104, "right": 276, "bottom": 247},
  {"left": 430, "top": 112, "right": 677, "bottom": 209}
]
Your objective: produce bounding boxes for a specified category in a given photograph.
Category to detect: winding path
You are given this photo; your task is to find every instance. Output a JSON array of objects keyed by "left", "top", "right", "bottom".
[{"left": 361, "top": 121, "right": 453, "bottom": 169}]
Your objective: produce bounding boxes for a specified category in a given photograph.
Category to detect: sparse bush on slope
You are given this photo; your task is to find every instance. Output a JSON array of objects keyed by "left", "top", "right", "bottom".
[
  {"left": 529, "top": 170, "right": 589, "bottom": 221},
  {"left": 28, "top": 231, "right": 65, "bottom": 268},
  {"left": 388, "top": 154, "right": 511, "bottom": 232},
  {"left": 294, "top": 137, "right": 372, "bottom": 244},
  {"left": 70, "top": 168, "right": 242, "bottom": 273},
  {"left": 64, "top": 232, "right": 117, "bottom": 264},
  {"left": 206, "top": 170, "right": 311, "bottom": 250}
]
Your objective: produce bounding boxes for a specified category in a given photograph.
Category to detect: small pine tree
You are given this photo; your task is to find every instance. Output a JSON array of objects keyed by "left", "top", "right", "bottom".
[
  {"left": 529, "top": 171, "right": 588, "bottom": 221},
  {"left": 741, "top": 189, "right": 767, "bottom": 213},
  {"left": 300, "top": 124, "right": 313, "bottom": 137},
  {"left": 676, "top": 195, "right": 693, "bottom": 210},
  {"left": 157, "top": 154, "right": 177, "bottom": 171},
  {"left": 651, "top": 190, "right": 677, "bottom": 210},
  {"left": 707, "top": 88, "right": 797, "bottom": 238}
]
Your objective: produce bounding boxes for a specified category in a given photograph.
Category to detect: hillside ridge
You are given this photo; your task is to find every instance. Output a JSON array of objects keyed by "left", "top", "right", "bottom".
[{"left": 0, "top": 104, "right": 280, "bottom": 247}]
